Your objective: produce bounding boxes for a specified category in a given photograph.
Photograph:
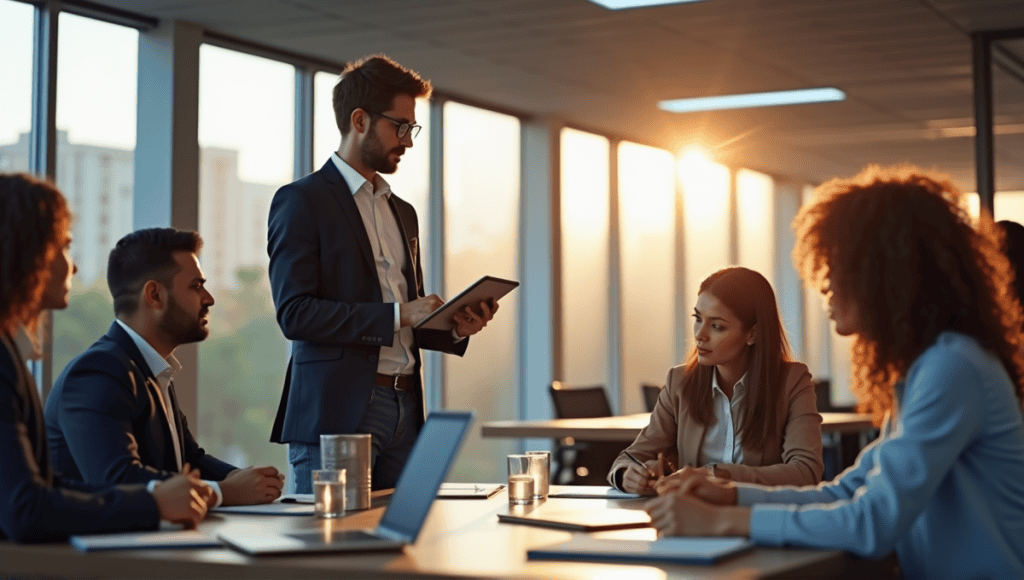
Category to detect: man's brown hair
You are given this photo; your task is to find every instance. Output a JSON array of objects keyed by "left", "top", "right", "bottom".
[{"left": 332, "top": 54, "right": 432, "bottom": 136}]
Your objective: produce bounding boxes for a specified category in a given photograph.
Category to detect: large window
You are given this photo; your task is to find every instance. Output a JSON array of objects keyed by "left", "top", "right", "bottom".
[
  {"left": 52, "top": 13, "right": 139, "bottom": 377},
  {"left": 679, "top": 150, "right": 731, "bottom": 352},
  {"left": 735, "top": 168, "right": 775, "bottom": 282},
  {"left": 0, "top": 0, "right": 33, "bottom": 173},
  {"left": 197, "top": 45, "right": 294, "bottom": 470},
  {"left": 560, "top": 128, "right": 610, "bottom": 389},
  {"left": 619, "top": 141, "right": 676, "bottom": 412},
  {"left": 443, "top": 102, "right": 520, "bottom": 481}
]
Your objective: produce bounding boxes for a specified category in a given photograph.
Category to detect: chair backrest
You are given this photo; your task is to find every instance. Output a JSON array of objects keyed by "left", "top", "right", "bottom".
[
  {"left": 549, "top": 381, "right": 613, "bottom": 419},
  {"left": 641, "top": 383, "right": 662, "bottom": 412},
  {"left": 814, "top": 378, "right": 856, "bottom": 413}
]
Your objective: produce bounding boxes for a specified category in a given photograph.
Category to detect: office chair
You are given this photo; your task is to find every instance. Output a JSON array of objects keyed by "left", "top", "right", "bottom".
[
  {"left": 548, "top": 381, "right": 623, "bottom": 485},
  {"left": 641, "top": 383, "right": 662, "bottom": 413},
  {"left": 814, "top": 379, "right": 873, "bottom": 480}
]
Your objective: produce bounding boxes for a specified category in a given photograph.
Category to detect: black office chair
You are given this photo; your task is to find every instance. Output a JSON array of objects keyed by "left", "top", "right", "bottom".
[
  {"left": 641, "top": 383, "right": 662, "bottom": 413},
  {"left": 548, "top": 381, "right": 623, "bottom": 485}
]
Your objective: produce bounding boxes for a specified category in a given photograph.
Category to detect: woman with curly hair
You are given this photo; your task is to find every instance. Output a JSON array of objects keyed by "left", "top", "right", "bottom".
[
  {"left": 0, "top": 173, "right": 209, "bottom": 542},
  {"left": 608, "top": 266, "right": 823, "bottom": 494},
  {"left": 644, "top": 166, "right": 1024, "bottom": 579}
]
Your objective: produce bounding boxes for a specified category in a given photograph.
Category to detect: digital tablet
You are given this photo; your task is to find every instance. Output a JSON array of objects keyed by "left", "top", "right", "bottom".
[
  {"left": 414, "top": 276, "right": 519, "bottom": 331},
  {"left": 497, "top": 508, "right": 651, "bottom": 532}
]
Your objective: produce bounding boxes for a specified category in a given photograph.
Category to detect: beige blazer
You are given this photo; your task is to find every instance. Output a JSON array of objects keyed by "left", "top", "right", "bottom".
[{"left": 608, "top": 361, "right": 823, "bottom": 487}]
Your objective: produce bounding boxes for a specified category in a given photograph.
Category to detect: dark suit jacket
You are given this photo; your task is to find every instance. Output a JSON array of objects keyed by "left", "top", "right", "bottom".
[
  {"left": 0, "top": 331, "right": 158, "bottom": 542},
  {"left": 267, "top": 159, "right": 467, "bottom": 444},
  {"left": 44, "top": 322, "right": 236, "bottom": 485}
]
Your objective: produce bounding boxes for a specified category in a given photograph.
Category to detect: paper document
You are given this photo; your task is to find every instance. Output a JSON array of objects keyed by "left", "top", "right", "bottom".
[
  {"left": 548, "top": 485, "right": 642, "bottom": 499},
  {"left": 437, "top": 483, "right": 504, "bottom": 499},
  {"left": 528, "top": 536, "right": 754, "bottom": 565},
  {"left": 69, "top": 530, "right": 221, "bottom": 552}
]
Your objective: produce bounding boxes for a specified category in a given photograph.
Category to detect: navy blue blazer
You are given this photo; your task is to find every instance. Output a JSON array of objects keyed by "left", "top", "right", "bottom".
[
  {"left": 0, "top": 332, "right": 158, "bottom": 542},
  {"left": 267, "top": 159, "right": 467, "bottom": 444},
  {"left": 45, "top": 322, "right": 236, "bottom": 485}
]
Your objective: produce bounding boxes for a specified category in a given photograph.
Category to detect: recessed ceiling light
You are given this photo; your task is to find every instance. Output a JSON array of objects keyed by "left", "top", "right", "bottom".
[
  {"left": 659, "top": 88, "right": 846, "bottom": 113},
  {"left": 588, "top": 0, "right": 707, "bottom": 9}
]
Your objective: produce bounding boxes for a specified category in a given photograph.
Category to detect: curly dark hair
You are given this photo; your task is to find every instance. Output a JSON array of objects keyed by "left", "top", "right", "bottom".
[
  {"left": 0, "top": 173, "right": 71, "bottom": 335},
  {"left": 333, "top": 54, "right": 432, "bottom": 136},
  {"left": 793, "top": 165, "right": 1024, "bottom": 423},
  {"left": 679, "top": 267, "right": 794, "bottom": 453}
]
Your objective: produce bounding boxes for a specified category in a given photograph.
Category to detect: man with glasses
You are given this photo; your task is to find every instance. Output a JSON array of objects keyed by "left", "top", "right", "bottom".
[{"left": 268, "top": 55, "right": 496, "bottom": 493}]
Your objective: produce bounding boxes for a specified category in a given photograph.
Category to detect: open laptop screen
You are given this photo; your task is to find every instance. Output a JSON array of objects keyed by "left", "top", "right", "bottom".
[{"left": 377, "top": 411, "right": 473, "bottom": 542}]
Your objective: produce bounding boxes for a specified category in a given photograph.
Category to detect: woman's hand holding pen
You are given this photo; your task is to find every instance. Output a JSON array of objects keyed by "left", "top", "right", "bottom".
[{"left": 622, "top": 451, "right": 676, "bottom": 496}]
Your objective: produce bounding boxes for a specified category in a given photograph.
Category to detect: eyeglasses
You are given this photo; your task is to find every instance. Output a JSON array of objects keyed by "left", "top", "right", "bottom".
[{"left": 370, "top": 111, "right": 422, "bottom": 139}]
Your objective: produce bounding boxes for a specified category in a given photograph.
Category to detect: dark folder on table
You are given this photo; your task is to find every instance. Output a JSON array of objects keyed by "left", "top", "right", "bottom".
[
  {"left": 528, "top": 536, "right": 754, "bottom": 565},
  {"left": 497, "top": 508, "right": 651, "bottom": 531}
]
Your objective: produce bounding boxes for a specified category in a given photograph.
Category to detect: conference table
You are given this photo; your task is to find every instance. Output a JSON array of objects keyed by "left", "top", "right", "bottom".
[
  {"left": 481, "top": 412, "right": 875, "bottom": 441},
  {"left": 0, "top": 487, "right": 865, "bottom": 580}
]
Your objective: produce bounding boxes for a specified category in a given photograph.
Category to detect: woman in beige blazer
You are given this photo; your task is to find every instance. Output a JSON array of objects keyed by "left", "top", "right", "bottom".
[{"left": 609, "top": 267, "right": 823, "bottom": 494}]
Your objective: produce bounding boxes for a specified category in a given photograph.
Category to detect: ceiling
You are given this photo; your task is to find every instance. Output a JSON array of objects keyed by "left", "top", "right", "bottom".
[{"left": 89, "top": 0, "right": 1024, "bottom": 190}]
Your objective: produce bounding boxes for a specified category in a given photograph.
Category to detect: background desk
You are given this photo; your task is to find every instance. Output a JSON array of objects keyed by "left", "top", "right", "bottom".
[
  {"left": 481, "top": 412, "right": 875, "bottom": 441},
  {"left": 0, "top": 488, "right": 849, "bottom": 580}
]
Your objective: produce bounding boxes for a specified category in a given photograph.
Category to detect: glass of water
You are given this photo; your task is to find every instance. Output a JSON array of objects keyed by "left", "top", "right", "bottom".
[
  {"left": 507, "top": 454, "right": 536, "bottom": 505},
  {"left": 312, "top": 469, "right": 346, "bottom": 518}
]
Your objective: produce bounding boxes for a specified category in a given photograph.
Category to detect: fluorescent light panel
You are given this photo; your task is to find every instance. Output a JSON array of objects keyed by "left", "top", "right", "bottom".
[
  {"left": 659, "top": 88, "right": 846, "bottom": 113},
  {"left": 589, "top": 0, "right": 707, "bottom": 9}
]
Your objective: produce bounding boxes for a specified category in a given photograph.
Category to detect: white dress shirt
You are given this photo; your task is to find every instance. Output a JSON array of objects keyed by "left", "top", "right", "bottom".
[
  {"left": 331, "top": 153, "right": 416, "bottom": 376},
  {"left": 115, "top": 320, "right": 224, "bottom": 507},
  {"left": 699, "top": 370, "right": 748, "bottom": 467}
]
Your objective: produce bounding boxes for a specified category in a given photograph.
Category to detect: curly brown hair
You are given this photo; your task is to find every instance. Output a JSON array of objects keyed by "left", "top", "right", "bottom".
[
  {"left": 0, "top": 173, "right": 71, "bottom": 336},
  {"left": 793, "top": 165, "right": 1024, "bottom": 423}
]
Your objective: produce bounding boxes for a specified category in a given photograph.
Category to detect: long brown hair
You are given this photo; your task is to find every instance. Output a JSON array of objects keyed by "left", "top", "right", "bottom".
[
  {"left": 680, "top": 267, "right": 793, "bottom": 453},
  {"left": 793, "top": 165, "right": 1024, "bottom": 423},
  {"left": 0, "top": 173, "right": 71, "bottom": 336}
]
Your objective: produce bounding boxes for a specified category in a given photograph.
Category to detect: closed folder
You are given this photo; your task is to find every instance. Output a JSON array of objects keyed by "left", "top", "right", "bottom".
[
  {"left": 497, "top": 508, "right": 651, "bottom": 531},
  {"left": 528, "top": 536, "right": 754, "bottom": 565}
]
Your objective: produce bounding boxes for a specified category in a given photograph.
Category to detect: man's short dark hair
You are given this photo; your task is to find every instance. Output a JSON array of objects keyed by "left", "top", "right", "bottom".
[
  {"left": 333, "top": 54, "right": 432, "bottom": 136},
  {"left": 107, "top": 228, "right": 203, "bottom": 316}
]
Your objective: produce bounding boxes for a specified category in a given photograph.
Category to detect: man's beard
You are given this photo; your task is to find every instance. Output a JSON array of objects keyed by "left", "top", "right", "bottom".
[
  {"left": 159, "top": 294, "right": 209, "bottom": 346},
  {"left": 360, "top": 127, "right": 403, "bottom": 174}
]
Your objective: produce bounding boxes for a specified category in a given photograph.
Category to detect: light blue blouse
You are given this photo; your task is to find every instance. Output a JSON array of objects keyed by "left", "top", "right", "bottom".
[{"left": 736, "top": 332, "right": 1024, "bottom": 580}]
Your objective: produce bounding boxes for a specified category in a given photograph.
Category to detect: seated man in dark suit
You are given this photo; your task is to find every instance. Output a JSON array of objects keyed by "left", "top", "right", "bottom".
[{"left": 45, "top": 228, "right": 284, "bottom": 506}]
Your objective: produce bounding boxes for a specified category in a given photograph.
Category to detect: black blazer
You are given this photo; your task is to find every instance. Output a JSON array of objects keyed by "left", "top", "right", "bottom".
[
  {"left": 45, "top": 322, "right": 235, "bottom": 485},
  {"left": 267, "top": 159, "right": 467, "bottom": 444},
  {"left": 0, "top": 331, "right": 158, "bottom": 542}
]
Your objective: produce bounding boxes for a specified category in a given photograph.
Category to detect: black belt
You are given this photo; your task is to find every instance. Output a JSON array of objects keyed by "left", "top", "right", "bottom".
[{"left": 375, "top": 373, "right": 415, "bottom": 391}]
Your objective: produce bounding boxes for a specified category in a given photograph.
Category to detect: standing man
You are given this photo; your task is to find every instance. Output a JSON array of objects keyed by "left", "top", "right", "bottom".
[
  {"left": 45, "top": 228, "right": 285, "bottom": 507},
  {"left": 268, "top": 55, "right": 495, "bottom": 493}
]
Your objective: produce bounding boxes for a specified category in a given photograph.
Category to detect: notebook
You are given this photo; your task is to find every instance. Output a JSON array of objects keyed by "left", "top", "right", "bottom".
[
  {"left": 528, "top": 536, "right": 754, "bottom": 565},
  {"left": 217, "top": 411, "right": 474, "bottom": 555},
  {"left": 497, "top": 508, "right": 651, "bottom": 531},
  {"left": 69, "top": 530, "right": 222, "bottom": 552}
]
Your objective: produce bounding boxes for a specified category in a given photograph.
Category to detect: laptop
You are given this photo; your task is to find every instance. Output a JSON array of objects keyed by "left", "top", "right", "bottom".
[{"left": 217, "top": 410, "right": 474, "bottom": 555}]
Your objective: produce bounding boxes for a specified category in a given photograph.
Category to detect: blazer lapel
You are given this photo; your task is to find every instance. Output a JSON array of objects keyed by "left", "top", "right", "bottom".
[
  {"left": 321, "top": 160, "right": 377, "bottom": 277},
  {"left": 107, "top": 322, "right": 180, "bottom": 471},
  {"left": 387, "top": 195, "right": 421, "bottom": 300},
  {"left": 0, "top": 333, "right": 52, "bottom": 483}
]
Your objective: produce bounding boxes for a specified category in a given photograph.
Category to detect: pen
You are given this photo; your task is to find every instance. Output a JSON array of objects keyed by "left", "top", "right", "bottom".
[{"left": 623, "top": 451, "right": 655, "bottom": 478}]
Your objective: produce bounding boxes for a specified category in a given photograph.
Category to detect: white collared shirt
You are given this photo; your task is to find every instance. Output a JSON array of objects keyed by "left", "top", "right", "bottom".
[
  {"left": 699, "top": 370, "right": 748, "bottom": 466},
  {"left": 331, "top": 153, "right": 415, "bottom": 376},
  {"left": 115, "top": 320, "right": 223, "bottom": 507},
  {"left": 14, "top": 325, "right": 42, "bottom": 362}
]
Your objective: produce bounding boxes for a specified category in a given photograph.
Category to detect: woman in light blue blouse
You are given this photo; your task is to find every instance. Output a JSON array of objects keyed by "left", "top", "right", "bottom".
[{"left": 645, "top": 166, "right": 1024, "bottom": 580}]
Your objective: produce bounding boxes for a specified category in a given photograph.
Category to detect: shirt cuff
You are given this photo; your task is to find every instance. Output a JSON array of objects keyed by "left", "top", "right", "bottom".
[
  {"left": 748, "top": 504, "right": 793, "bottom": 547},
  {"left": 204, "top": 480, "right": 224, "bottom": 508},
  {"left": 394, "top": 304, "right": 401, "bottom": 332},
  {"left": 452, "top": 328, "right": 467, "bottom": 342}
]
